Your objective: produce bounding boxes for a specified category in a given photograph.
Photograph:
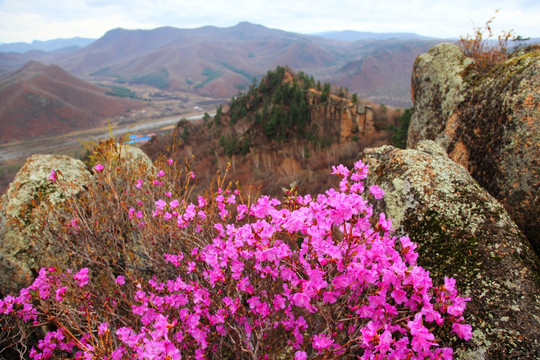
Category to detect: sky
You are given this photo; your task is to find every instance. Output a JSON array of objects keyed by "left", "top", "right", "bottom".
[{"left": 0, "top": 0, "right": 539, "bottom": 43}]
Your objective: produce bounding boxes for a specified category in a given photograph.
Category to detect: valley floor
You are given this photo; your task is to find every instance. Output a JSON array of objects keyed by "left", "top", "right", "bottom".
[{"left": 0, "top": 109, "right": 212, "bottom": 195}]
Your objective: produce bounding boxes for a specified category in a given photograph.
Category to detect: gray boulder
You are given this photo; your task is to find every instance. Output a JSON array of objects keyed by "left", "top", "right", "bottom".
[
  {"left": 0, "top": 154, "right": 92, "bottom": 295},
  {"left": 407, "top": 43, "right": 473, "bottom": 150},
  {"left": 360, "top": 140, "right": 540, "bottom": 359},
  {"left": 0, "top": 145, "right": 157, "bottom": 296},
  {"left": 407, "top": 43, "right": 540, "bottom": 254}
]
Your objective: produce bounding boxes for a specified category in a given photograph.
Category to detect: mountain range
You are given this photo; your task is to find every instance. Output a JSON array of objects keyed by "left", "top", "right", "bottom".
[
  {"left": 0, "top": 22, "right": 443, "bottom": 107},
  {"left": 313, "top": 30, "right": 439, "bottom": 41},
  {"left": 0, "top": 37, "right": 95, "bottom": 54}
]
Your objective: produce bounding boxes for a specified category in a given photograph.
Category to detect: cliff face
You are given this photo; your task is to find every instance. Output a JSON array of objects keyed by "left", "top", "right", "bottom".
[
  {"left": 408, "top": 43, "right": 540, "bottom": 255},
  {"left": 306, "top": 89, "right": 376, "bottom": 142}
]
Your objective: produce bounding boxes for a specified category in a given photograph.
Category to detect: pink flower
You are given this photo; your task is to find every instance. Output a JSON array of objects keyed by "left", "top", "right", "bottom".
[
  {"left": 111, "top": 348, "right": 125, "bottom": 360},
  {"left": 70, "top": 218, "right": 79, "bottom": 229},
  {"left": 391, "top": 288, "right": 408, "bottom": 304},
  {"left": 135, "top": 179, "right": 143, "bottom": 189},
  {"left": 197, "top": 196, "right": 207, "bottom": 208},
  {"left": 167, "top": 158, "right": 174, "bottom": 166},
  {"left": 157, "top": 170, "right": 165, "bottom": 177},
  {"left": 452, "top": 322, "right": 473, "bottom": 340},
  {"left": 408, "top": 316, "right": 435, "bottom": 352},
  {"left": 155, "top": 199, "right": 167, "bottom": 211},
  {"left": 377, "top": 212, "right": 392, "bottom": 231},
  {"left": 292, "top": 292, "right": 311, "bottom": 308},
  {"left": 322, "top": 291, "right": 339, "bottom": 304},
  {"left": 448, "top": 296, "right": 470, "bottom": 316},
  {"left": 307, "top": 268, "right": 328, "bottom": 291},
  {"left": 55, "top": 286, "right": 67, "bottom": 301},
  {"left": 94, "top": 163, "right": 104, "bottom": 172},
  {"left": 312, "top": 333, "right": 334, "bottom": 350},
  {"left": 98, "top": 322, "right": 109, "bottom": 335},
  {"left": 369, "top": 184, "right": 385, "bottom": 199},
  {"left": 8, "top": 160, "right": 474, "bottom": 359},
  {"left": 331, "top": 164, "right": 350, "bottom": 178},
  {"left": 49, "top": 169, "right": 57, "bottom": 183},
  {"left": 73, "top": 268, "right": 89, "bottom": 287}
]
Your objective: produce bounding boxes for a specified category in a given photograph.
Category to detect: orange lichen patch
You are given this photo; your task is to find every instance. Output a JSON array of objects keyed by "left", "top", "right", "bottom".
[
  {"left": 519, "top": 90, "right": 540, "bottom": 128},
  {"left": 443, "top": 112, "right": 461, "bottom": 140},
  {"left": 522, "top": 90, "right": 539, "bottom": 110},
  {"left": 449, "top": 141, "right": 470, "bottom": 170}
]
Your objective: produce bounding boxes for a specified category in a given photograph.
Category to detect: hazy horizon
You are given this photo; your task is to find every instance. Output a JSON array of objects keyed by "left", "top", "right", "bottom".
[
  {"left": 1, "top": 0, "right": 539, "bottom": 43},
  {"left": 0, "top": 22, "right": 448, "bottom": 46}
]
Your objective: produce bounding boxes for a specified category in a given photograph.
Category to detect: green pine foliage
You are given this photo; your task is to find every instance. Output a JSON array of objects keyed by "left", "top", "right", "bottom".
[
  {"left": 388, "top": 108, "right": 413, "bottom": 149},
  {"left": 226, "top": 66, "right": 312, "bottom": 144},
  {"left": 205, "top": 66, "right": 360, "bottom": 157}
]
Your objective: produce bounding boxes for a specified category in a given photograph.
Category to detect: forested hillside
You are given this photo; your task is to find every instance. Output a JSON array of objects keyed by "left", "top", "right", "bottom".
[{"left": 142, "top": 66, "right": 403, "bottom": 196}]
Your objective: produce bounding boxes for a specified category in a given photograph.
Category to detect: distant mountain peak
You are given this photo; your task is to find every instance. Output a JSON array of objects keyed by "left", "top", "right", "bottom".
[{"left": 234, "top": 21, "right": 265, "bottom": 28}]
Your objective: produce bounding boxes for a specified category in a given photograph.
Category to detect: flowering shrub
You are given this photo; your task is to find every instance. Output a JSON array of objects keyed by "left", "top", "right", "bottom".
[{"left": 0, "top": 144, "right": 471, "bottom": 359}]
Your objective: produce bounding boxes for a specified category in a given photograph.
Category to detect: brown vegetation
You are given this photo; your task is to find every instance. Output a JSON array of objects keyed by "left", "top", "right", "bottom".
[
  {"left": 457, "top": 11, "right": 526, "bottom": 76},
  {"left": 0, "top": 61, "right": 143, "bottom": 143}
]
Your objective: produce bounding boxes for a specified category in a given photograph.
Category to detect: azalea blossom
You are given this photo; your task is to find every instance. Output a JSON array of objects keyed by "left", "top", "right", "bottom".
[
  {"left": 73, "top": 268, "right": 89, "bottom": 287},
  {"left": 49, "top": 169, "right": 57, "bottom": 183},
  {"left": 312, "top": 333, "right": 334, "bottom": 350}
]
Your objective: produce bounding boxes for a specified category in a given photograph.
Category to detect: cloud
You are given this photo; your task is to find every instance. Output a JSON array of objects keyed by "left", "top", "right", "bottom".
[{"left": 0, "top": 0, "right": 538, "bottom": 43}]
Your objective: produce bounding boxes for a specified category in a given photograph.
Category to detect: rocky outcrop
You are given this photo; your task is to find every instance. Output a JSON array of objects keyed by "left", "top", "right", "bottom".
[
  {"left": 360, "top": 140, "right": 540, "bottom": 359},
  {"left": 306, "top": 90, "right": 376, "bottom": 141},
  {"left": 0, "top": 155, "right": 92, "bottom": 296},
  {"left": 408, "top": 43, "right": 540, "bottom": 255},
  {"left": 407, "top": 43, "right": 473, "bottom": 149}
]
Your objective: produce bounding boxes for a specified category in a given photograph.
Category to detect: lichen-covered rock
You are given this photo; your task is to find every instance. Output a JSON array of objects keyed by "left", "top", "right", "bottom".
[
  {"left": 407, "top": 43, "right": 474, "bottom": 150},
  {"left": 114, "top": 144, "right": 156, "bottom": 171},
  {"left": 0, "top": 155, "right": 92, "bottom": 296},
  {"left": 360, "top": 140, "right": 540, "bottom": 359},
  {"left": 93, "top": 143, "right": 157, "bottom": 182},
  {"left": 0, "top": 146, "right": 156, "bottom": 296},
  {"left": 408, "top": 43, "right": 540, "bottom": 255}
]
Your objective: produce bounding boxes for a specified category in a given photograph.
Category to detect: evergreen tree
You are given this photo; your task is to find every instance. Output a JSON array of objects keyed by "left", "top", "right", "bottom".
[{"left": 389, "top": 108, "right": 413, "bottom": 149}]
